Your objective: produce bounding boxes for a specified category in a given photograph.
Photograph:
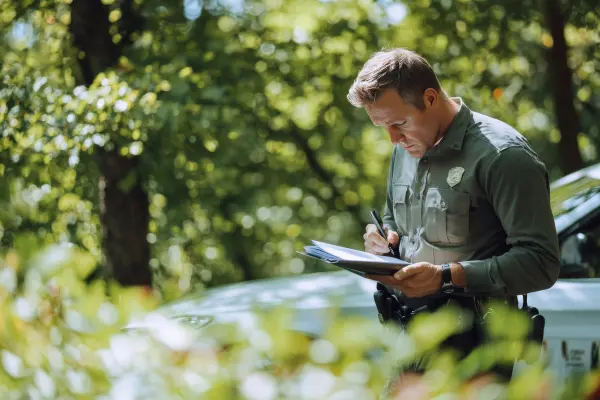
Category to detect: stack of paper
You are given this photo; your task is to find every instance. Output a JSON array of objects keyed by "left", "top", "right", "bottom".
[{"left": 299, "top": 240, "right": 408, "bottom": 276}]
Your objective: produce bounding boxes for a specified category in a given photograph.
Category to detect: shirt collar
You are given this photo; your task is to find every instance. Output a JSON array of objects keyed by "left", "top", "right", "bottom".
[{"left": 425, "top": 97, "right": 471, "bottom": 156}]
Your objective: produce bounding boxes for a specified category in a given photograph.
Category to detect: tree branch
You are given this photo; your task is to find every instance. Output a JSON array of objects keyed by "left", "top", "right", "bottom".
[
  {"left": 217, "top": 194, "right": 256, "bottom": 281},
  {"left": 581, "top": 100, "right": 599, "bottom": 116},
  {"left": 190, "top": 98, "right": 364, "bottom": 218},
  {"left": 268, "top": 124, "right": 364, "bottom": 220}
]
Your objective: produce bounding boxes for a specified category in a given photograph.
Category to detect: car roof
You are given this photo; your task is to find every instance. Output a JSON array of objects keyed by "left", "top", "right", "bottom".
[
  {"left": 551, "top": 162, "right": 600, "bottom": 190},
  {"left": 550, "top": 163, "right": 600, "bottom": 235}
]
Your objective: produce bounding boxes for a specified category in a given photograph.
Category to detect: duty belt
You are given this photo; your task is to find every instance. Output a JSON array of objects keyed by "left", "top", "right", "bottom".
[
  {"left": 373, "top": 283, "right": 455, "bottom": 328},
  {"left": 373, "top": 283, "right": 545, "bottom": 347}
]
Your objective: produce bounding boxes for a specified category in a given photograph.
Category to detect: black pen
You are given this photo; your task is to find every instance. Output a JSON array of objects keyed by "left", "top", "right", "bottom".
[{"left": 369, "top": 209, "right": 398, "bottom": 257}]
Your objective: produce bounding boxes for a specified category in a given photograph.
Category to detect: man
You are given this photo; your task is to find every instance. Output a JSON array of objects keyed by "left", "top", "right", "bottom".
[{"left": 346, "top": 48, "right": 561, "bottom": 391}]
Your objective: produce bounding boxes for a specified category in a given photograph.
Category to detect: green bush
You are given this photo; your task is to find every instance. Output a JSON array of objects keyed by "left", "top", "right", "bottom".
[{"left": 0, "top": 241, "right": 599, "bottom": 399}]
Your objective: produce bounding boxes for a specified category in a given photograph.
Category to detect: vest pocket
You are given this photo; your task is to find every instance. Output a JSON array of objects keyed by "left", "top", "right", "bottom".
[{"left": 424, "top": 188, "right": 470, "bottom": 244}]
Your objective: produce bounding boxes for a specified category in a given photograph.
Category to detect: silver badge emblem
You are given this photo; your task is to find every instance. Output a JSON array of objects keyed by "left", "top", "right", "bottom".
[{"left": 447, "top": 167, "right": 465, "bottom": 187}]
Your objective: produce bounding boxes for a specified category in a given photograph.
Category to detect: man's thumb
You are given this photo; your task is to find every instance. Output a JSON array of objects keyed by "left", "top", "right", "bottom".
[{"left": 386, "top": 228, "right": 400, "bottom": 247}]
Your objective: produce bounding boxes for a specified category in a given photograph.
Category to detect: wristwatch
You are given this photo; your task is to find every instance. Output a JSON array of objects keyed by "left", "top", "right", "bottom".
[{"left": 441, "top": 263, "right": 456, "bottom": 293}]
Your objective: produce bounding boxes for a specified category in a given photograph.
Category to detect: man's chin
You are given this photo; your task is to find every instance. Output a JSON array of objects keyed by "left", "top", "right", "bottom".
[{"left": 405, "top": 147, "right": 423, "bottom": 158}]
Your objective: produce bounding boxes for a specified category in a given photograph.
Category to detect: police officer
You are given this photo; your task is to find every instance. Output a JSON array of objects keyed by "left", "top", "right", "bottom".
[{"left": 346, "top": 48, "right": 561, "bottom": 388}]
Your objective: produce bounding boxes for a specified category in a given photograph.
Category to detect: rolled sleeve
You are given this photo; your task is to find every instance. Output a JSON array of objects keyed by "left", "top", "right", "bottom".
[{"left": 462, "top": 146, "right": 561, "bottom": 296}]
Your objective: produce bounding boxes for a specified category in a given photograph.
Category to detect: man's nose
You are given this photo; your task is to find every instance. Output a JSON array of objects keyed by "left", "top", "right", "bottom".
[{"left": 387, "top": 128, "right": 405, "bottom": 144}]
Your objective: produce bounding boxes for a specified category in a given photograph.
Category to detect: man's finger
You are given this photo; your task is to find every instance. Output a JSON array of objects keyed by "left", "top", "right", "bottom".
[
  {"left": 394, "top": 263, "right": 427, "bottom": 281},
  {"left": 365, "top": 241, "right": 386, "bottom": 255},
  {"left": 384, "top": 228, "right": 399, "bottom": 247},
  {"left": 368, "top": 238, "right": 390, "bottom": 253},
  {"left": 365, "top": 224, "right": 379, "bottom": 235},
  {"left": 365, "top": 236, "right": 385, "bottom": 248},
  {"left": 364, "top": 243, "right": 378, "bottom": 255},
  {"left": 365, "top": 243, "right": 382, "bottom": 255},
  {"left": 368, "top": 231, "right": 388, "bottom": 245}
]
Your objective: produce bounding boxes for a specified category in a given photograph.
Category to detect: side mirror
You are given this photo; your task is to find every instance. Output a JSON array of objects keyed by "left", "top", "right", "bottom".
[{"left": 559, "top": 233, "right": 591, "bottom": 278}]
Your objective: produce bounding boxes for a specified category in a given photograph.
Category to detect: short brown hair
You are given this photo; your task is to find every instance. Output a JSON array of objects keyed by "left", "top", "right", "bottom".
[{"left": 347, "top": 48, "right": 442, "bottom": 110}]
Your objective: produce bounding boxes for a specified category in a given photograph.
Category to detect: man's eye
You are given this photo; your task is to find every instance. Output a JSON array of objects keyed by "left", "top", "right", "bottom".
[{"left": 393, "top": 122, "right": 406, "bottom": 128}]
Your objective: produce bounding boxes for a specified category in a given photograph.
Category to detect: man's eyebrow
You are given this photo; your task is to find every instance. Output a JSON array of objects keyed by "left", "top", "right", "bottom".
[
  {"left": 373, "top": 119, "right": 405, "bottom": 127},
  {"left": 385, "top": 120, "right": 405, "bottom": 125}
]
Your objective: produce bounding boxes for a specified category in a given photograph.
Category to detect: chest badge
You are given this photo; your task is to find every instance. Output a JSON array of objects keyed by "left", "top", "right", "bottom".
[{"left": 447, "top": 167, "right": 465, "bottom": 187}]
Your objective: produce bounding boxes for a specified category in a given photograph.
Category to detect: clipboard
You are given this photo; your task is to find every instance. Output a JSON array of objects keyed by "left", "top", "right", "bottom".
[{"left": 298, "top": 240, "right": 409, "bottom": 276}]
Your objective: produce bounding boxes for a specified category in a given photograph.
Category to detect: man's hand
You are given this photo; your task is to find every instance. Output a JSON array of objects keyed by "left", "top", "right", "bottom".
[
  {"left": 365, "top": 262, "right": 443, "bottom": 298},
  {"left": 363, "top": 224, "right": 400, "bottom": 255}
]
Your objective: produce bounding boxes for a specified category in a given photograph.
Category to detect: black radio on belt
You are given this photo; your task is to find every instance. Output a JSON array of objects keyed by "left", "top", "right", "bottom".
[
  {"left": 374, "top": 283, "right": 404, "bottom": 325},
  {"left": 373, "top": 283, "right": 445, "bottom": 327},
  {"left": 373, "top": 283, "right": 416, "bottom": 326}
]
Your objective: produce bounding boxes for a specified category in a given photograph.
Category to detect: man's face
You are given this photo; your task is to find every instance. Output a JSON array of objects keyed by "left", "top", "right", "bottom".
[{"left": 365, "top": 89, "right": 439, "bottom": 158}]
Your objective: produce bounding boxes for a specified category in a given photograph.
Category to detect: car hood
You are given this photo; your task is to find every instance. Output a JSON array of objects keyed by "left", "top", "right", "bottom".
[
  {"left": 527, "top": 278, "right": 600, "bottom": 311},
  {"left": 158, "top": 270, "right": 378, "bottom": 317},
  {"left": 157, "top": 272, "right": 600, "bottom": 320}
]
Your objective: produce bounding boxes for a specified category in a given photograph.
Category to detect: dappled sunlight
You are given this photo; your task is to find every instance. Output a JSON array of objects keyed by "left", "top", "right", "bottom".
[{"left": 1, "top": 0, "right": 600, "bottom": 398}]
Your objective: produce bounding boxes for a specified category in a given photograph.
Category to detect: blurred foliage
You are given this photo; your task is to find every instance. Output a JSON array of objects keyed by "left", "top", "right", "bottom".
[
  {"left": 0, "top": 0, "right": 402, "bottom": 295},
  {"left": 404, "top": 0, "right": 600, "bottom": 175},
  {"left": 0, "top": 241, "right": 598, "bottom": 399},
  {"left": 0, "top": 1, "right": 599, "bottom": 293}
]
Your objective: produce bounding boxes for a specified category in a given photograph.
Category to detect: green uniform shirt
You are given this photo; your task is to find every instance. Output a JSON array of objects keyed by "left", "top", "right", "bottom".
[{"left": 382, "top": 98, "right": 561, "bottom": 301}]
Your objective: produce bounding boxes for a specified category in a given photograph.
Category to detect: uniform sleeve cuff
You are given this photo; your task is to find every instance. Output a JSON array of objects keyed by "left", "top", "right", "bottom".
[{"left": 460, "top": 259, "right": 502, "bottom": 293}]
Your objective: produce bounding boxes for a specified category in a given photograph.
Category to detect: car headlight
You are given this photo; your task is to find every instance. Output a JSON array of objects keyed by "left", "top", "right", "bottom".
[
  {"left": 122, "top": 314, "right": 213, "bottom": 333},
  {"left": 172, "top": 315, "right": 213, "bottom": 328}
]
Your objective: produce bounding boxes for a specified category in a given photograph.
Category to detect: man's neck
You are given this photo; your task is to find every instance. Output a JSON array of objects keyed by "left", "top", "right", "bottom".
[{"left": 433, "top": 97, "right": 460, "bottom": 146}]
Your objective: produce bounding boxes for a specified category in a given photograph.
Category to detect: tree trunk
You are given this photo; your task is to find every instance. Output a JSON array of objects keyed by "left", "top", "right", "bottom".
[
  {"left": 70, "top": 0, "right": 151, "bottom": 286},
  {"left": 97, "top": 150, "right": 152, "bottom": 286},
  {"left": 543, "top": 0, "right": 584, "bottom": 174}
]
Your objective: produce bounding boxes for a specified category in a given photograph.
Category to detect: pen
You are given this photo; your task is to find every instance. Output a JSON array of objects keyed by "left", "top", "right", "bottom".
[{"left": 369, "top": 209, "right": 398, "bottom": 258}]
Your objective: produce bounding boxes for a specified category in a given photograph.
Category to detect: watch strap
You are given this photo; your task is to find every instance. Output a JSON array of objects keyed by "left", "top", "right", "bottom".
[
  {"left": 441, "top": 263, "right": 456, "bottom": 293},
  {"left": 441, "top": 263, "right": 452, "bottom": 284}
]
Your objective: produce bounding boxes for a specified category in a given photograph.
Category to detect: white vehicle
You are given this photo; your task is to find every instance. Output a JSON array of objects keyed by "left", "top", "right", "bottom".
[{"left": 144, "top": 163, "right": 600, "bottom": 380}]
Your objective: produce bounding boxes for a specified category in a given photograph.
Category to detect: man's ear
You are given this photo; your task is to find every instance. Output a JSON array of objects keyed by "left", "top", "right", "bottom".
[{"left": 423, "top": 88, "right": 438, "bottom": 109}]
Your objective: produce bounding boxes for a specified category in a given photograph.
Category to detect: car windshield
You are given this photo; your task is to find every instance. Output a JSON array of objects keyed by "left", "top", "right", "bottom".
[{"left": 550, "top": 175, "right": 600, "bottom": 218}]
